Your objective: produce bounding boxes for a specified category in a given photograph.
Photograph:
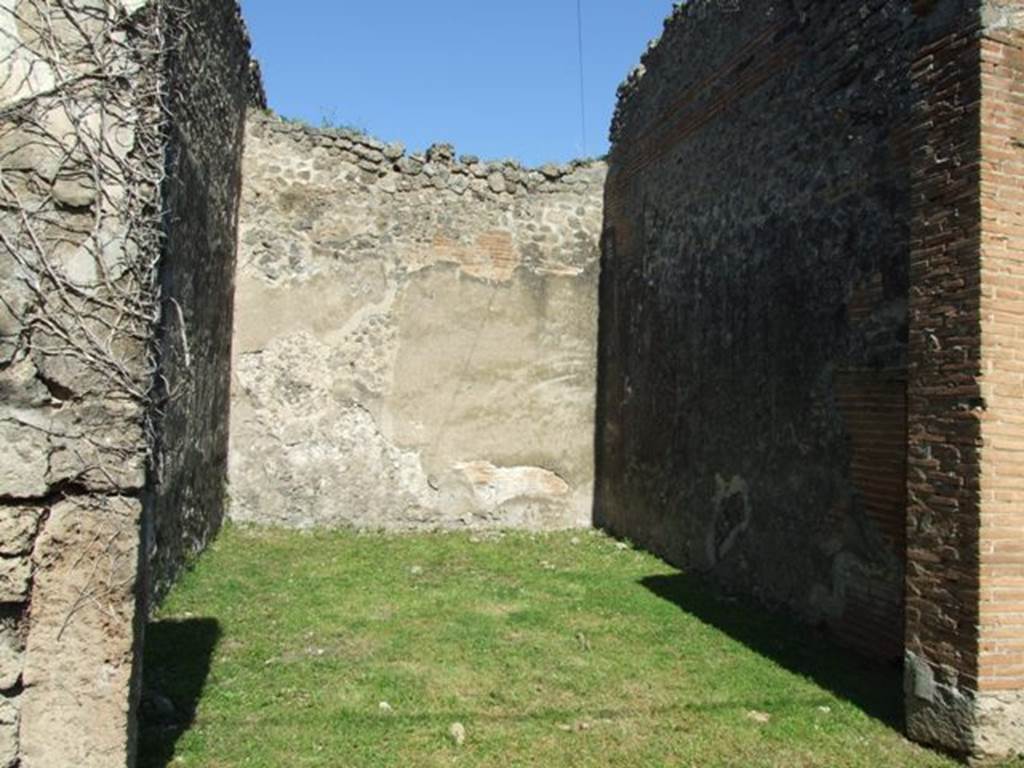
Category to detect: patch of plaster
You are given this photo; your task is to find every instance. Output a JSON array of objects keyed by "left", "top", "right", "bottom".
[
  {"left": 0, "top": 696, "right": 16, "bottom": 768},
  {"left": 436, "top": 461, "right": 579, "bottom": 530},
  {"left": 976, "top": 691, "right": 1024, "bottom": 758},
  {"left": 706, "top": 474, "right": 751, "bottom": 566},
  {"left": 452, "top": 461, "right": 569, "bottom": 507}
]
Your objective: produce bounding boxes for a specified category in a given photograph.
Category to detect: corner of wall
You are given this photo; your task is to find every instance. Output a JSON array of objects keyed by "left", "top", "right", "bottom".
[{"left": 906, "top": 0, "right": 1024, "bottom": 759}]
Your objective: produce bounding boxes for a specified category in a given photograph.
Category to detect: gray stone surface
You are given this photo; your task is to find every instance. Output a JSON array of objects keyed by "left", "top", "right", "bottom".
[
  {"left": 229, "top": 111, "right": 604, "bottom": 531},
  {"left": 0, "top": 697, "right": 16, "bottom": 768},
  {"left": 0, "top": 559, "right": 30, "bottom": 604},
  {"left": 976, "top": 691, "right": 1024, "bottom": 758},
  {"left": 0, "top": 509, "right": 42, "bottom": 557},
  {"left": 0, "top": 621, "right": 22, "bottom": 692},
  {"left": 0, "top": 1, "right": 154, "bottom": 762},
  {"left": 0, "top": 0, "right": 258, "bottom": 765},
  {"left": 983, "top": 0, "right": 1024, "bottom": 27},
  {"left": 0, "top": 417, "right": 49, "bottom": 499},
  {"left": 18, "top": 498, "right": 144, "bottom": 768},
  {"left": 904, "top": 651, "right": 975, "bottom": 755},
  {"left": 905, "top": 651, "right": 1024, "bottom": 759}
]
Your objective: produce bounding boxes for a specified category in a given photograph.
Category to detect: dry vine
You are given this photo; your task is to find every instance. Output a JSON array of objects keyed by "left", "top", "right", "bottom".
[
  {"left": 0, "top": 0, "right": 184, "bottom": 493},
  {"left": 0, "top": 0, "right": 204, "bottom": 687}
]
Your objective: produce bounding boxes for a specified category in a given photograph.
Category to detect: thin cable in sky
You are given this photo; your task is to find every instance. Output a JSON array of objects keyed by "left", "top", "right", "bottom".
[{"left": 576, "top": 0, "right": 587, "bottom": 156}]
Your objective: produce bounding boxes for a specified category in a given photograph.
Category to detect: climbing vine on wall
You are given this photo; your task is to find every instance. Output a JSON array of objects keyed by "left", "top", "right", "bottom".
[{"left": 0, "top": 0, "right": 185, "bottom": 488}]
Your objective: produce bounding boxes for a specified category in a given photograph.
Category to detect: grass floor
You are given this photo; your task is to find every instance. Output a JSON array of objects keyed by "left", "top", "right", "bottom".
[{"left": 140, "top": 526, "right": 997, "bottom": 768}]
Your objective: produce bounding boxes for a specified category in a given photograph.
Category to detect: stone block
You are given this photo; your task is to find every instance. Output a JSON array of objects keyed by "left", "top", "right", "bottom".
[
  {"left": 0, "top": 624, "right": 22, "bottom": 692},
  {"left": 0, "top": 416, "right": 50, "bottom": 499},
  {"left": 0, "top": 559, "right": 30, "bottom": 603},
  {"left": 45, "top": 403, "right": 146, "bottom": 493},
  {"left": 18, "top": 497, "right": 143, "bottom": 768},
  {"left": 0, "top": 697, "right": 16, "bottom": 768},
  {"left": 975, "top": 692, "right": 1024, "bottom": 758},
  {"left": 0, "top": 508, "right": 42, "bottom": 557}
]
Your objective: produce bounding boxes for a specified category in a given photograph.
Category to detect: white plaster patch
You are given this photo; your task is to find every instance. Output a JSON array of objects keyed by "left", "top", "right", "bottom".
[
  {"left": 705, "top": 474, "right": 751, "bottom": 566},
  {"left": 453, "top": 461, "right": 569, "bottom": 509},
  {"left": 0, "top": 696, "right": 17, "bottom": 768},
  {"left": 976, "top": 690, "right": 1024, "bottom": 758}
]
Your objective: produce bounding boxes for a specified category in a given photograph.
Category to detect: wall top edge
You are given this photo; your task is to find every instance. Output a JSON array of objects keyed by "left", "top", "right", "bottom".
[{"left": 247, "top": 109, "right": 608, "bottom": 184}]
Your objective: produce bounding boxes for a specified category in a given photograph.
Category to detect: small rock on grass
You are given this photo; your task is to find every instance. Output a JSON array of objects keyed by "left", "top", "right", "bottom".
[
  {"left": 747, "top": 710, "right": 771, "bottom": 724},
  {"left": 557, "top": 720, "right": 593, "bottom": 732},
  {"left": 449, "top": 722, "right": 466, "bottom": 746}
]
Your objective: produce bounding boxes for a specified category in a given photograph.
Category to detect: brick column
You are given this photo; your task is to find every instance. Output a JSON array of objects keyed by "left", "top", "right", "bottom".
[
  {"left": 905, "top": 5, "right": 1024, "bottom": 757},
  {"left": 974, "top": 15, "right": 1024, "bottom": 757}
]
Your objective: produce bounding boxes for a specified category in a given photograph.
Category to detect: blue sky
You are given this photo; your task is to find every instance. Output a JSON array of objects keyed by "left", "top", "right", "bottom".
[{"left": 239, "top": 1, "right": 672, "bottom": 166}]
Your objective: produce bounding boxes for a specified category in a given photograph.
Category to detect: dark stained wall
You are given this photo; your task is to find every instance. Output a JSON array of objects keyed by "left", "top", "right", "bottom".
[
  {"left": 596, "top": 0, "right": 975, "bottom": 662},
  {"left": 147, "top": 0, "right": 262, "bottom": 602}
]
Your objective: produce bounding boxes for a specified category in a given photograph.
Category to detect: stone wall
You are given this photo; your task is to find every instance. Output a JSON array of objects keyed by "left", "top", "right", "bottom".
[
  {"left": 599, "top": 0, "right": 1023, "bottom": 758},
  {"left": 0, "top": 1, "right": 255, "bottom": 765},
  {"left": 229, "top": 112, "right": 604, "bottom": 531},
  {"left": 0, "top": 0, "right": 1017, "bottom": 762},
  {"left": 0, "top": 3, "right": 159, "bottom": 764},
  {"left": 147, "top": 0, "right": 258, "bottom": 603},
  {"left": 598, "top": 0, "right": 942, "bottom": 661}
]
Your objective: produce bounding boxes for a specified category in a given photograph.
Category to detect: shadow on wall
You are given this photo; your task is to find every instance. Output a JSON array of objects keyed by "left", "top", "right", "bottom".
[
  {"left": 138, "top": 618, "right": 222, "bottom": 768},
  {"left": 640, "top": 574, "right": 904, "bottom": 730}
]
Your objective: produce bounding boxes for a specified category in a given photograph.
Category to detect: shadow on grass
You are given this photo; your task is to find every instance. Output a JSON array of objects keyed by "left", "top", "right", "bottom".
[
  {"left": 640, "top": 573, "right": 904, "bottom": 730},
  {"left": 138, "top": 618, "right": 221, "bottom": 768}
]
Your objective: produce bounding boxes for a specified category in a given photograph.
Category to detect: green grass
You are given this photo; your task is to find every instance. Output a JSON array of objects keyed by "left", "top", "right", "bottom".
[{"left": 140, "top": 526, "right": 975, "bottom": 768}]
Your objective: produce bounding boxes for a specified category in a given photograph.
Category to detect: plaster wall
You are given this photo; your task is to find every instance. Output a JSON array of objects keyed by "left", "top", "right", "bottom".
[{"left": 230, "top": 113, "right": 605, "bottom": 531}]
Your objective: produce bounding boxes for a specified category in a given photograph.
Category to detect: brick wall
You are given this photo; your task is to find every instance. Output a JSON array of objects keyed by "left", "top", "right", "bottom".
[
  {"left": 903, "top": 12, "right": 986, "bottom": 754},
  {"left": 599, "top": 0, "right": 950, "bottom": 663},
  {"left": 903, "top": 2, "right": 1024, "bottom": 757},
  {"left": 976, "top": 11, "right": 1024, "bottom": 755},
  {"left": 600, "top": 0, "right": 1021, "bottom": 758},
  {"left": 978, "top": 23, "right": 1024, "bottom": 692}
]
